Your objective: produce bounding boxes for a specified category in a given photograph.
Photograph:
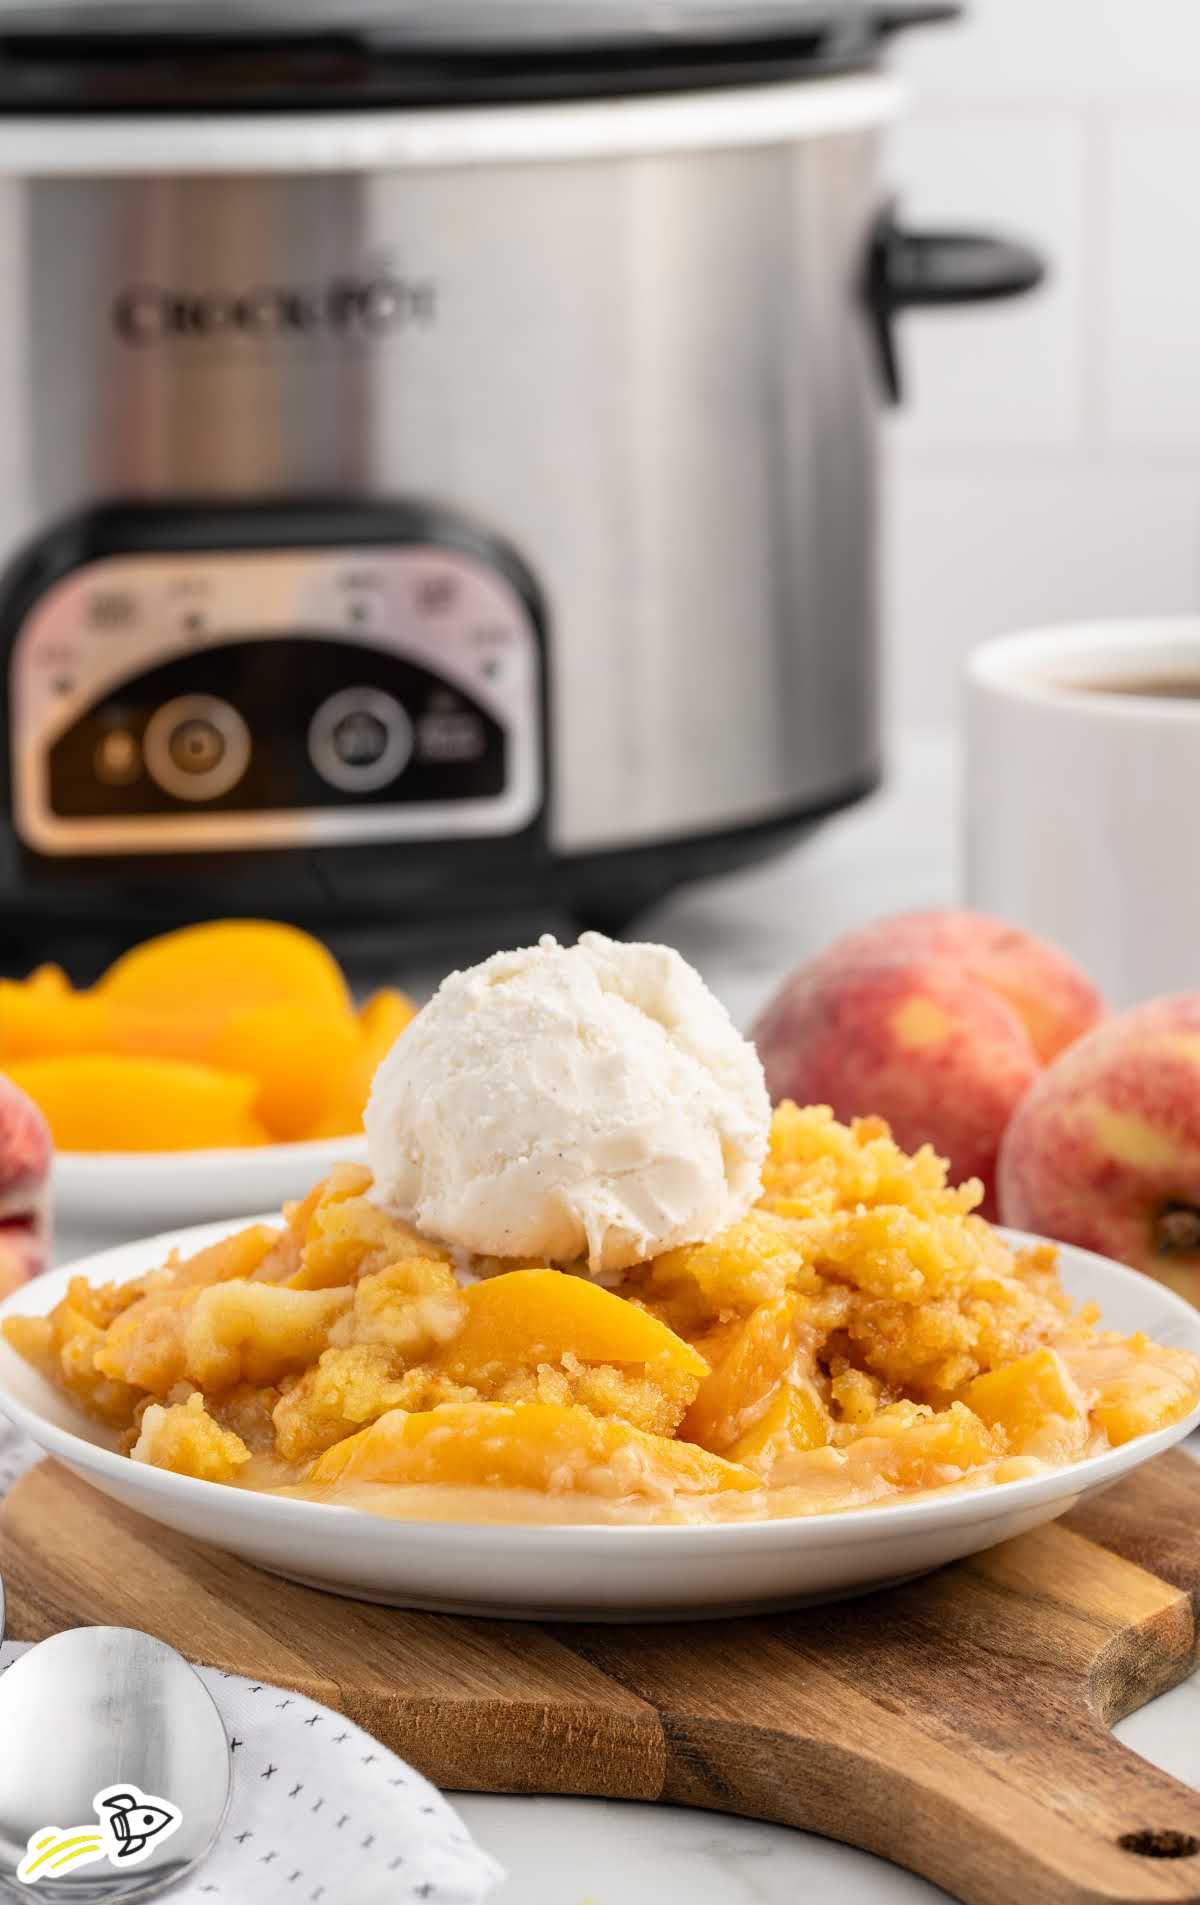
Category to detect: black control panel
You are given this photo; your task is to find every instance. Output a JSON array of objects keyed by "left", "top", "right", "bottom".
[
  {"left": 6, "top": 502, "right": 546, "bottom": 860},
  {"left": 48, "top": 636, "right": 507, "bottom": 819}
]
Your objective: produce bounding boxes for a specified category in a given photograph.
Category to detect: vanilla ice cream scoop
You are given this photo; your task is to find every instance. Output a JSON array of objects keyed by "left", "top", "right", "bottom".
[{"left": 364, "top": 933, "right": 770, "bottom": 1279}]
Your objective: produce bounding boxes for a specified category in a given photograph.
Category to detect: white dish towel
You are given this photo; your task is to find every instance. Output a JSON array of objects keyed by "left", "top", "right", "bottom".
[{"left": 0, "top": 1419, "right": 503, "bottom": 1905}]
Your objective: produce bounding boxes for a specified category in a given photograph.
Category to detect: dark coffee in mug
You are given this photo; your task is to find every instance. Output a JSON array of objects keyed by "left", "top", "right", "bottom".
[{"left": 1072, "top": 676, "right": 1200, "bottom": 699}]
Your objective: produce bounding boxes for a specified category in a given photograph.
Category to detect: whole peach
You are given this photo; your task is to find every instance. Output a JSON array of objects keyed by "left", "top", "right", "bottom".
[
  {"left": 998, "top": 996, "right": 1200, "bottom": 1304},
  {"left": 753, "top": 955, "right": 1039, "bottom": 1215},
  {"left": 810, "top": 911, "right": 1105, "bottom": 1064},
  {"left": 0, "top": 1073, "right": 52, "bottom": 1287}
]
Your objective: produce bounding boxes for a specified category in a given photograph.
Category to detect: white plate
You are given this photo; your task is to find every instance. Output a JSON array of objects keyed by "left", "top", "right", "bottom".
[
  {"left": 1, "top": 1223, "right": 1198, "bottom": 1620},
  {"left": 51, "top": 1137, "right": 369, "bottom": 1231}
]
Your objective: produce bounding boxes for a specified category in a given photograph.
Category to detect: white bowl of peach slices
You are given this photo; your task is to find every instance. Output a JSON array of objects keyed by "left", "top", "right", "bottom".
[
  {"left": 1, "top": 921, "right": 416, "bottom": 1226},
  {"left": 0, "top": 934, "right": 1197, "bottom": 1619}
]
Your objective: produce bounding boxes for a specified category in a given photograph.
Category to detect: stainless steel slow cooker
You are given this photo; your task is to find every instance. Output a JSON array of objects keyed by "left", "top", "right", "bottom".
[{"left": 0, "top": 2, "right": 1042, "bottom": 958}]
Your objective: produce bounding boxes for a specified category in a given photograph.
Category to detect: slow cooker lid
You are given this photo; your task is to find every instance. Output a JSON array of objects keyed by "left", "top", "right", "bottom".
[
  {"left": 0, "top": 1, "right": 959, "bottom": 111},
  {"left": 0, "top": 1, "right": 956, "bottom": 43}
]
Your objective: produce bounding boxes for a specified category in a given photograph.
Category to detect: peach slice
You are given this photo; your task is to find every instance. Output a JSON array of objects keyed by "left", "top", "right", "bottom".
[
  {"left": 1063, "top": 1336, "right": 1200, "bottom": 1446},
  {"left": 3, "top": 1055, "right": 269, "bottom": 1152},
  {"left": 681, "top": 1297, "right": 799, "bottom": 1453},
  {"left": 307, "top": 1401, "right": 761, "bottom": 1498},
  {"left": 0, "top": 924, "right": 392, "bottom": 1155},
  {"left": 435, "top": 1269, "right": 709, "bottom": 1383},
  {"left": 843, "top": 1401, "right": 1004, "bottom": 1490},
  {"left": 288, "top": 1187, "right": 444, "bottom": 1292},
  {"left": 966, "top": 1347, "right": 1088, "bottom": 1462},
  {"left": 209, "top": 1003, "right": 360, "bottom": 1143},
  {"left": 359, "top": 986, "right": 418, "bottom": 1049},
  {"left": 306, "top": 989, "right": 418, "bottom": 1139},
  {"left": 99, "top": 920, "right": 353, "bottom": 1035},
  {"left": 172, "top": 1222, "right": 284, "bottom": 1290},
  {"left": 0, "top": 968, "right": 111, "bottom": 1060},
  {"left": 727, "top": 1379, "right": 832, "bottom": 1474}
]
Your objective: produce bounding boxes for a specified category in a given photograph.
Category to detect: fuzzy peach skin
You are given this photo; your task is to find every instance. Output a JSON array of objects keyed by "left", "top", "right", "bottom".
[
  {"left": 0, "top": 1074, "right": 52, "bottom": 1295},
  {"left": 805, "top": 911, "right": 1105, "bottom": 1065},
  {"left": 753, "top": 956, "right": 1039, "bottom": 1217},
  {"left": 999, "top": 995, "right": 1200, "bottom": 1306}
]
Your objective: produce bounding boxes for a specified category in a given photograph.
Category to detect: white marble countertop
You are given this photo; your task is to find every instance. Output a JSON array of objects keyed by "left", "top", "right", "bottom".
[{"left": 51, "top": 731, "right": 1200, "bottom": 1904}]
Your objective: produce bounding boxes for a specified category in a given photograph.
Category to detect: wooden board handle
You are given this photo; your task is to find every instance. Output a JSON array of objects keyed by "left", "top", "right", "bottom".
[
  {"left": 557, "top": 1517, "right": 1200, "bottom": 1905},
  {"left": 645, "top": 1652, "right": 1200, "bottom": 1905}
]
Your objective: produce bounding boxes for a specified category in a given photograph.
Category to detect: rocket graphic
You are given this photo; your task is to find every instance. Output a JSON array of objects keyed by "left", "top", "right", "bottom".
[
  {"left": 98, "top": 1790, "right": 181, "bottom": 1862},
  {"left": 17, "top": 1784, "right": 183, "bottom": 1884}
]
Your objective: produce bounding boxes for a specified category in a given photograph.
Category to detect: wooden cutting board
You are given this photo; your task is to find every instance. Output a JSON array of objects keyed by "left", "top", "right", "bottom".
[{"left": 3, "top": 1454, "right": 1200, "bottom": 1905}]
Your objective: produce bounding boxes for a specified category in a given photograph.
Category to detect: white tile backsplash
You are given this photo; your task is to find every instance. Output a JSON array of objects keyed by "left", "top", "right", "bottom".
[
  {"left": 892, "top": 0, "right": 1087, "bottom": 103},
  {"left": 1103, "top": 119, "right": 1200, "bottom": 448},
  {"left": 883, "top": 0, "right": 1200, "bottom": 721},
  {"left": 884, "top": 464, "right": 1200, "bottom": 727},
  {"left": 895, "top": 0, "right": 1200, "bottom": 104}
]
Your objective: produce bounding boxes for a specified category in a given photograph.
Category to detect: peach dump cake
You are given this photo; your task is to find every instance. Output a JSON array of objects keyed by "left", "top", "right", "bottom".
[
  {"left": 8, "top": 935, "right": 1199, "bottom": 1525},
  {"left": 7, "top": 1103, "right": 1199, "bottom": 1525}
]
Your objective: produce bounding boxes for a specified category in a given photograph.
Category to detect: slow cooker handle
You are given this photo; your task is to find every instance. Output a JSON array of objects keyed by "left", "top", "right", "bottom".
[
  {"left": 875, "top": 4, "right": 963, "bottom": 32},
  {"left": 864, "top": 203, "right": 1046, "bottom": 404}
]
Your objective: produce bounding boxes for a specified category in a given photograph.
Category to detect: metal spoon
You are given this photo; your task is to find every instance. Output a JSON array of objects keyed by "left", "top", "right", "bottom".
[{"left": 0, "top": 1626, "right": 230, "bottom": 1901}]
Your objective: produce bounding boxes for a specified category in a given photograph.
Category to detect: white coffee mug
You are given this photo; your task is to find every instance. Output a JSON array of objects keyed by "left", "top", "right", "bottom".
[{"left": 966, "top": 619, "right": 1200, "bottom": 1008}]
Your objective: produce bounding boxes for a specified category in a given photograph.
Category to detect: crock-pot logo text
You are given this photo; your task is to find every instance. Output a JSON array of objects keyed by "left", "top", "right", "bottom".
[{"left": 112, "top": 272, "right": 436, "bottom": 345}]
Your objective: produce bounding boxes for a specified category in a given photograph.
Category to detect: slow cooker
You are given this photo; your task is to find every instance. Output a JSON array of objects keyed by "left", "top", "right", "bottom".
[{"left": 0, "top": 1, "right": 1042, "bottom": 959}]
